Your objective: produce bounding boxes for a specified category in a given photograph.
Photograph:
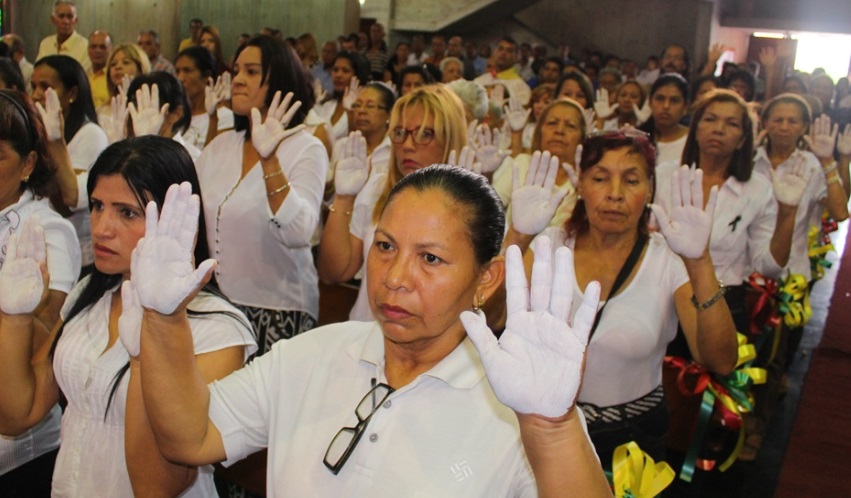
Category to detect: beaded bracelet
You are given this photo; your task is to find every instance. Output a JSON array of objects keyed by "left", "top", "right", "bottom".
[
  {"left": 268, "top": 183, "right": 291, "bottom": 197},
  {"left": 328, "top": 205, "right": 352, "bottom": 216},
  {"left": 823, "top": 161, "right": 838, "bottom": 176},
  {"left": 827, "top": 175, "right": 843, "bottom": 187}
]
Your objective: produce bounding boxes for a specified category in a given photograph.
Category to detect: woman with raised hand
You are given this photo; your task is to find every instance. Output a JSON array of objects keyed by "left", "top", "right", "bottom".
[
  {"left": 314, "top": 52, "right": 370, "bottom": 142},
  {"left": 517, "top": 131, "right": 738, "bottom": 470},
  {"left": 97, "top": 43, "right": 151, "bottom": 135},
  {"left": 136, "top": 163, "right": 611, "bottom": 497},
  {"left": 0, "top": 90, "right": 81, "bottom": 497},
  {"left": 598, "top": 81, "right": 649, "bottom": 131},
  {"left": 318, "top": 85, "right": 465, "bottom": 321},
  {"left": 195, "top": 35, "right": 324, "bottom": 353},
  {"left": 174, "top": 46, "right": 234, "bottom": 150},
  {"left": 639, "top": 73, "right": 690, "bottom": 165},
  {"left": 31, "top": 55, "right": 108, "bottom": 272},
  {"left": 0, "top": 136, "right": 256, "bottom": 497}
]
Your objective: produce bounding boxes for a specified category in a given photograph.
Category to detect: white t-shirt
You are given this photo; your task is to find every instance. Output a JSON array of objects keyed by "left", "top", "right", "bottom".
[
  {"left": 539, "top": 229, "right": 689, "bottom": 407},
  {"left": 654, "top": 134, "right": 687, "bottom": 166},
  {"left": 752, "top": 147, "right": 827, "bottom": 279},
  {"left": 492, "top": 153, "right": 577, "bottom": 231},
  {"left": 68, "top": 122, "right": 109, "bottom": 267},
  {"left": 655, "top": 161, "right": 785, "bottom": 285},
  {"left": 52, "top": 279, "right": 256, "bottom": 497},
  {"left": 184, "top": 107, "right": 235, "bottom": 150},
  {"left": 208, "top": 321, "right": 540, "bottom": 498},
  {"left": 196, "top": 130, "right": 327, "bottom": 317},
  {"left": 0, "top": 192, "right": 81, "bottom": 476}
]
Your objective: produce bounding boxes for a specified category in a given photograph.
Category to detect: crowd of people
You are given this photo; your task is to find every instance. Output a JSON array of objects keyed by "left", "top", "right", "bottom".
[{"left": 0, "top": 0, "right": 850, "bottom": 496}]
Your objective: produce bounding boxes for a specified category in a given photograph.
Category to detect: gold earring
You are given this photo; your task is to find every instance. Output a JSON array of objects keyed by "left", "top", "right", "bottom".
[
  {"left": 473, "top": 294, "right": 486, "bottom": 312},
  {"left": 22, "top": 175, "right": 30, "bottom": 183}
]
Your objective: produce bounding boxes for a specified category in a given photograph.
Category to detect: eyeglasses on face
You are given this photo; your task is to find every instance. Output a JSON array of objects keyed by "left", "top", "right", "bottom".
[
  {"left": 323, "top": 382, "right": 394, "bottom": 475},
  {"left": 390, "top": 126, "right": 436, "bottom": 145},
  {"left": 351, "top": 102, "right": 388, "bottom": 112}
]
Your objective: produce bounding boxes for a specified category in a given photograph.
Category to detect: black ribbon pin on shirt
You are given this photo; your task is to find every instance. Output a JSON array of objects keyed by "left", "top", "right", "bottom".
[{"left": 729, "top": 215, "right": 742, "bottom": 232}]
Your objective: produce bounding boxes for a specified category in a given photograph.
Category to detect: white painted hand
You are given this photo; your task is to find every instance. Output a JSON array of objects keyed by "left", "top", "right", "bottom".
[
  {"left": 466, "top": 119, "right": 479, "bottom": 148},
  {"left": 837, "top": 124, "right": 851, "bottom": 157},
  {"left": 0, "top": 217, "right": 48, "bottom": 315},
  {"left": 582, "top": 108, "right": 597, "bottom": 133},
  {"left": 474, "top": 126, "right": 510, "bottom": 174},
  {"left": 650, "top": 165, "right": 718, "bottom": 260},
  {"left": 342, "top": 77, "right": 360, "bottom": 111},
  {"left": 511, "top": 150, "right": 568, "bottom": 235},
  {"left": 103, "top": 94, "right": 129, "bottom": 144},
  {"left": 334, "top": 131, "right": 370, "bottom": 196},
  {"left": 250, "top": 91, "right": 304, "bottom": 159},
  {"left": 804, "top": 114, "right": 839, "bottom": 160},
  {"left": 118, "top": 75, "right": 132, "bottom": 99},
  {"left": 131, "top": 183, "right": 216, "bottom": 315},
  {"left": 504, "top": 94, "right": 531, "bottom": 132},
  {"left": 633, "top": 99, "right": 652, "bottom": 124},
  {"left": 128, "top": 84, "right": 169, "bottom": 137},
  {"left": 34, "top": 88, "right": 63, "bottom": 142},
  {"left": 770, "top": 152, "right": 814, "bottom": 207},
  {"left": 118, "top": 280, "right": 142, "bottom": 357},
  {"left": 205, "top": 74, "right": 231, "bottom": 116},
  {"left": 594, "top": 88, "right": 618, "bottom": 119},
  {"left": 312, "top": 79, "right": 327, "bottom": 103},
  {"left": 461, "top": 238, "right": 601, "bottom": 417},
  {"left": 447, "top": 146, "right": 482, "bottom": 174}
]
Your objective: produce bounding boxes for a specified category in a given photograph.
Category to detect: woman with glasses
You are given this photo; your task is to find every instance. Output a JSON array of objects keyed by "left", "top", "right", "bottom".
[
  {"left": 194, "top": 35, "right": 324, "bottom": 353},
  {"left": 318, "top": 85, "right": 466, "bottom": 321},
  {"left": 129, "top": 163, "right": 611, "bottom": 497},
  {"left": 509, "top": 129, "right": 739, "bottom": 471}
]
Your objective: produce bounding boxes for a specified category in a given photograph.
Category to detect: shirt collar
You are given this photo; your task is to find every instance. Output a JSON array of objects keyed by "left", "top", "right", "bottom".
[{"left": 348, "top": 323, "right": 486, "bottom": 390}]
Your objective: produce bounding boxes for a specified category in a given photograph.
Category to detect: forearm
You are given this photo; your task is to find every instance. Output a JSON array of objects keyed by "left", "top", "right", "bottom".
[
  {"left": 510, "top": 129, "right": 523, "bottom": 158},
  {"left": 204, "top": 113, "right": 219, "bottom": 147},
  {"left": 139, "top": 310, "right": 215, "bottom": 463},
  {"left": 823, "top": 166, "right": 850, "bottom": 221},
  {"left": 839, "top": 155, "right": 851, "bottom": 199},
  {"left": 126, "top": 359, "right": 197, "bottom": 496},
  {"left": 45, "top": 140, "right": 80, "bottom": 208},
  {"left": 317, "top": 195, "right": 359, "bottom": 283},
  {"left": 519, "top": 410, "right": 612, "bottom": 498},
  {"left": 502, "top": 226, "right": 535, "bottom": 256},
  {"left": 769, "top": 204, "right": 798, "bottom": 267},
  {"left": 682, "top": 255, "right": 737, "bottom": 374},
  {"left": 260, "top": 155, "right": 291, "bottom": 213}
]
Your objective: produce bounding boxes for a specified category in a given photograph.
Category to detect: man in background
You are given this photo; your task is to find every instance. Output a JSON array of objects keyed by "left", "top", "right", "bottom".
[
  {"left": 2, "top": 35, "right": 33, "bottom": 91},
  {"left": 36, "top": 0, "right": 91, "bottom": 72},
  {"left": 178, "top": 18, "right": 203, "bottom": 53},
  {"left": 138, "top": 30, "right": 175, "bottom": 75},
  {"left": 86, "top": 30, "right": 111, "bottom": 108}
]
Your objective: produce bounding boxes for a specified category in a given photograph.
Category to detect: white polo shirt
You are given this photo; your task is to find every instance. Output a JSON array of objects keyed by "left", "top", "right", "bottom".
[
  {"left": 655, "top": 161, "right": 785, "bottom": 285},
  {"left": 208, "top": 321, "right": 541, "bottom": 497}
]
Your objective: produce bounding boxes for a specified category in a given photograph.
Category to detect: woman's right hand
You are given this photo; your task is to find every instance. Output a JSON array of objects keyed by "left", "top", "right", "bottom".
[
  {"left": 0, "top": 217, "right": 49, "bottom": 316},
  {"left": 504, "top": 94, "right": 531, "bottom": 132},
  {"left": 131, "top": 183, "right": 216, "bottom": 316},
  {"left": 342, "top": 77, "right": 360, "bottom": 111},
  {"left": 128, "top": 84, "right": 169, "bottom": 137},
  {"left": 34, "top": 88, "right": 63, "bottom": 142},
  {"left": 593, "top": 89, "right": 618, "bottom": 119},
  {"left": 334, "top": 131, "right": 370, "bottom": 196},
  {"left": 250, "top": 91, "right": 304, "bottom": 159},
  {"left": 769, "top": 153, "right": 813, "bottom": 207},
  {"left": 804, "top": 114, "right": 839, "bottom": 160},
  {"left": 511, "top": 150, "right": 568, "bottom": 236}
]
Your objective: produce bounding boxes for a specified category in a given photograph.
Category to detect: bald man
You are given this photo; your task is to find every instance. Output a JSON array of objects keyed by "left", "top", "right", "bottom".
[{"left": 87, "top": 30, "right": 112, "bottom": 108}]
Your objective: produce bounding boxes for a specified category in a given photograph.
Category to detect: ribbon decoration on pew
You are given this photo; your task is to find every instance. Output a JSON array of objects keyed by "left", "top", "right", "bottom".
[{"left": 610, "top": 441, "right": 675, "bottom": 498}]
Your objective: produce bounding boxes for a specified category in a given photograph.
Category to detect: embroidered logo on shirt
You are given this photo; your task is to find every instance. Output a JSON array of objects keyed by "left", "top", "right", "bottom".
[{"left": 450, "top": 461, "right": 473, "bottom": 482}]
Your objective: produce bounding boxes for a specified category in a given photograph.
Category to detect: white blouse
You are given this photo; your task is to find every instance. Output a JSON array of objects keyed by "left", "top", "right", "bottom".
[
  {"left": 196, "top": 130, "right": 328, "bottom": 317},
  {"left": 68, "top": 122, "right": 109, "bottom": 266},
  {"left": 52, "top": 279, "right": 257, "bottom": 497}
]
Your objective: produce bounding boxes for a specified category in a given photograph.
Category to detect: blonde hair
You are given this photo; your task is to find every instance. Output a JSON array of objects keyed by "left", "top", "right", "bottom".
[
  {"left": 372, "top": 85, "right": 468, "bottom": 222},
  {"left": 106, "top": 44, "right": 151, "bottom": 97},
  {"left": 531, "top": 98, "right": 587, "bottom": 153}
]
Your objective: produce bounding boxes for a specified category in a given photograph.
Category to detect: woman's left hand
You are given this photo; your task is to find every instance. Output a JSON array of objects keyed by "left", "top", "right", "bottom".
[
  {"left": 131, "top": 183, "right": 216, "bottom": 316},
  {"left": 650, "top": 165, "right": 718, "bottom": 259},
  {"left": 250, "top": 91, "right": 304, "bottom": 159},
  {"left": 510, "top": 150, "right": 568, "bottom": 235},
  {"left": 633, "top": 99, "right": 652, "bottom": 124},
  {"left": 804, "top": 114, "right": 839, "bottom": 160},
  {"left": 34, "top": 88, "right": 63, "bottom": 142},
  {"left": 0, "top": 217, "right": 49, "bottom": 316},
  {"left": 504, "top": 94, "right": 531, "bottom": 132},
  {"left": 461, "top": 237, "right": 601, "bottom": 418},
  {"left": 770, "top": 153, "right": 813, "bottom": 207},
  {"left": 342, "top": 77, "right": 360, "bottom": 111},
  {"left": 447, "top": 146, "right": 482, "bottom": 174}
]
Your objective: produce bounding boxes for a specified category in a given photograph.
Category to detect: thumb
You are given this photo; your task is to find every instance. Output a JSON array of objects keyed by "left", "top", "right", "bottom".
[
  {"left": 649, "top": 204, "right": 670, "bottom": 232},
  {"left": 572, "top": 281, "right": 600, "bottom": 347},
  {"left": 183, "top": 259, "right": 217, "bottom": 299},
  {"left": 460, "top": 310, "right": 499, "bottom": 364},
  {"left": 251, "top": 107, "right": 263, "bottom": 128}
]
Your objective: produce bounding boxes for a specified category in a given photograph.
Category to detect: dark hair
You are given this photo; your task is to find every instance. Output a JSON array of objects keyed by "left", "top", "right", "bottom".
[
  {"left": 0, "top": 90, "right": 54, "bottom": 198},
  {"left": 727, "top": 69, "right": 755, "bottom": 102},
  {"left": 364, "top": 81, "right": 396, "bottom": 110},
  {"left": 398, "top": 64, "right": 435, "bottom": 89},
  {"left": 126, "top": 72, "right": 191, "bottom": 135},
  {"left": 498, "top": 36, "right": 518, "bottom": 49},
  {"left": 33, "top": 55, "right": 98, "bottom": 143},
  {"left": 555, "top": 71, "right": 595, "bottom": 109},
  {"left": 176, "top": 46, "right": 216, "bottom": 81},
  {"left": 681, "top": 89, "right": 754, "bottom": 182},
  {"left": 233, "top": 35, "right": 314, "bottom": 136},
  {"left": 0, "top": 58, "right": 24, "bottom": 91},
  {"left": 661, "top": 44, "right": 690, "bottom": 76},
  {"left": 690, "top": 75, "right": 721, "bottom": 102},
  {"left": 565, "top": 133, "right": 657, "bottom": 237},
  {"left": 383, "top": 164, "right": 504, "bottom": 265},
  {"left": 782, "top": 75, "right": 808, "bottom": 94},
  {"left": 543, "top": 56, "right": 565, "bottom": 73},
  {"left": 639, "top": 73, "right": 690, "bottom": 140},
  {"left": 331, "top": 51, "right": 371, "bottom": 98}
]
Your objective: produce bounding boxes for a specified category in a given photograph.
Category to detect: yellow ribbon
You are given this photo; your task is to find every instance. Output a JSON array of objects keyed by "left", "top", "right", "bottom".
[
  {"left": 779, "top": 274, "right": 812, "bottom": 328},
  {"left": 612, "top": 441, "right": 675, "bottom": 498}
]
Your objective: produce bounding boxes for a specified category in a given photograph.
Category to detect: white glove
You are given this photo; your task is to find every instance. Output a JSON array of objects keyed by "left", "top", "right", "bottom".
[
  {"left": 118, "top": 75, "right": 132, "bottom": 98},
  {"left": 250, "top": 91, "right": 304, "bottom": 159},
  {"left": 489, "top": 84, "right": 506, "bottom": 109},
  {"left": 34, "top": 88, "right": 63, "bottom": 142},
  {"left": 447, "top": 146, "right": 482, "bottom": 174},
  {"left": 128, "top": 84, "right": 169, "bottom": 137},
  {"left": 466, "top": 119, "right": 479, "bottom": 149},
  {"left": 312, "top": 79, "right": 327, "bottom": 103},
  {"left": 837, "top": 124, "right": 851, "bottom": 157},
  {"left": 460, "top": 238, "right": 601, "bottom": 417},
  {"left": 594, "top": 89, "right": 618, "bottom": 119},
  {"left": 803, "top": 114, "right": 838, "bottom": 160},
  {"left": 633, "top": 99, "right": 652, "bottom": 125},
  {"left": 511, "top": 150, "right": 568, "bottom": 235},
  {"left": 118, "top": 280, "right": 142, "bottom": 357},
  {"left": 131, "top": 182, "right": 216, "bottom": 315},
  {"left": 560, "top": 144, "right": 582, "bottom": 188},
  {"left": 334, "top": 131, "right": 369, "bottom": 196},
  {"left": 0, "top": 217, "right": 48, "bottom": 315},
  {"left": 205, "top": 74, "right": 231, "bottom": 117},
  {"left": 474, "top": 126, "right": 510, "bottom": 174},
  {"left": 770, "top": 152, "right": 814, "bottom": 207},
  {"left": 504, "top": 94, "right": 531, "bottom": 132},
  {"left": 582, "top": 108, "right": 597, "bottom": 133},
  {"left": 342, "top": 77, "right": 360, "bottom": 111},
  {"left": 650, "top": 165, "right": 718, "bottom": 260},
  {"left": 103, "top": 94, "right": 129, "bottom": 144},
  {"left": 498, "top": 121, "right": 512, "bottom": 151}
]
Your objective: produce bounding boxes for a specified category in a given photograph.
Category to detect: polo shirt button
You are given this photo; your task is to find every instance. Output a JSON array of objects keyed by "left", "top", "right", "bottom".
[
  {"left": 383, "top": 400, "right": 391, "bottom": 409},
  {"left": 369, "top": 433, "right": 378, "bottom": 443}
]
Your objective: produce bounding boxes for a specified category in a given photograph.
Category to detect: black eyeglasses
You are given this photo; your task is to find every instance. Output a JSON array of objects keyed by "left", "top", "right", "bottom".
[
  {"left": 351, "top": 102, "right": 388, "bottom": 112},
  {"left": 390, "top": 126, "right": 436, "bottom": 145},
  {"left": 323, "top": 381, "right": 394, "bottom": 475}
]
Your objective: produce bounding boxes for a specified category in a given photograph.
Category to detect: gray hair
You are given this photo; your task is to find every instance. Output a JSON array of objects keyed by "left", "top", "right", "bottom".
[
  {"left": 447, "top": 79, "right": 488, "bottom": 120},
  {"left": 440, "top": 56, "right": 464, "bottom": 74}
]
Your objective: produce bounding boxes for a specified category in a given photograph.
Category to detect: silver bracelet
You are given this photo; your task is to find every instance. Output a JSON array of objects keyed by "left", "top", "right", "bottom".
[{"left": 691, "top": 281, "right": 727, "bottom": 311}]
